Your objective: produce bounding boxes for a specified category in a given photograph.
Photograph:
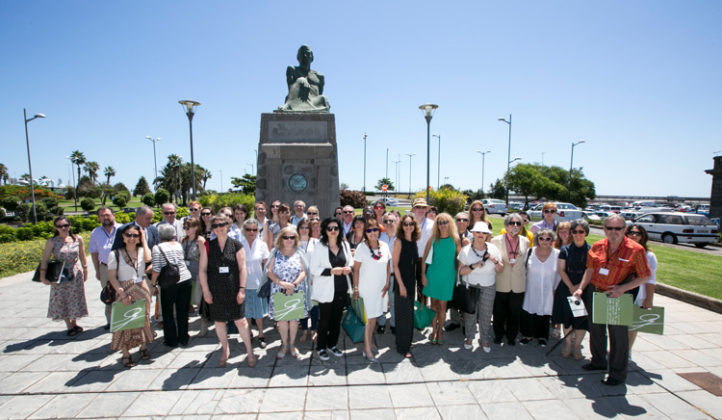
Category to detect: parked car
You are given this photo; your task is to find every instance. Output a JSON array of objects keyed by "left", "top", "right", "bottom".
[
  {"left": 381, "top": 197, "right": 398, "bottom": 206},
  {"left": 529, "top": 202, "right": 583, "bottom": 222},
  {"left": 481, "top": 199, "right": 507, "bottom": 215},
  {"left": 583, "top": 211, "right": 601, "bottom": 222},
  {"left": 509, "top": 202, "right": 525, "bottom": 211},
  {"left": 633, "top": 212, "right": 719, "bottom": 248},
  {"left": 598, "top": 205, "right": 622, "bottom": 213}
]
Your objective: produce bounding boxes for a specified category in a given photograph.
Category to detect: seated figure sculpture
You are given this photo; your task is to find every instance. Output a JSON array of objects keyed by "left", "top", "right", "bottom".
[{"left": 277, "top": 45, "right": 330, "bottom": 112}]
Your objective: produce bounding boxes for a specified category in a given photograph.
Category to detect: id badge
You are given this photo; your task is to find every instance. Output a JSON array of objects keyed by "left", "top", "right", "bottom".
[
  {"left": 599, "top": 268, "right": 609, "bottom": 276},
  {"left": 219, "top": 266, "right": 230, "bottom": 274},
  {"left": 509, "top": 258, "right": 516, "bottom": 264}
]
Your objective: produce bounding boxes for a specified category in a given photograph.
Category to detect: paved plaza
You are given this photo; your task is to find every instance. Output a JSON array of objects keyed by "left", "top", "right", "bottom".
[{"left": 0, "top": 263, "right": 720, "bottom": 419}]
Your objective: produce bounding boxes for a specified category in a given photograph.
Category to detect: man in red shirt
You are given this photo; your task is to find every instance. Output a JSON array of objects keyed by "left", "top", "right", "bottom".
[{"left": 573, "top": 214, "right": 651, "bottom": 386}]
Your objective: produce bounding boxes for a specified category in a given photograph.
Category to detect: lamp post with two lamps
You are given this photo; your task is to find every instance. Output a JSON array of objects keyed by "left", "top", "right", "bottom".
[
  {"left": 419, "top": 104, "right": 438, "bottom": 203},
  {"left": 569, "top": 140, "right": 586, "bottom": 201},
  {"left": 179, "top": 100, "right": 200, "bottom": 200},
  {"left": 476, "top": 150, "right": 491, "bottom": 196},
  {"left": 432, "top": 133, "right": 441, "bottom": 190},
  {"left": 497, "top": 114, "right": 512, "bottom": 206},
  {"left": 145, "top": 136, "right": 161, "bottom": 181},
  {"left": 24, "top": 109, "right": 45, "bottom": 224},
  {"left": 405, "top": 153, "right": 416, "bottom": 199}
]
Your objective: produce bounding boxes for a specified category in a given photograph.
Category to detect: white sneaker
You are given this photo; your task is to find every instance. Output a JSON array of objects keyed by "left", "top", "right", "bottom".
[
  {"left": 463, "top": 340, "right": 473, "bottom": 350},
  {"left": 482, "top": 343, "right": 491, "bottom": 353},
  {"left": 329, "top": 346, "right": 343, "bottom": 357},
  {"left": 318, "top": 349, "right": 330, "bottom": 361}
]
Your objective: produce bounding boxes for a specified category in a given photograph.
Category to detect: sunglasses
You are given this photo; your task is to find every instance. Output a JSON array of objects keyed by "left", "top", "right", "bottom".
[
  {"left": 374, "top": 206, "right": 384, "bottom": 210},
  {"left": 437, "top": 220, "right": 449, "bottom": 226},
  {"left": 307, "top": 212, "right": 318, "bottom": 216},
  {"left": 299, "top": 226, "right": 310, "bottom": 229},
  {"left": 211, "top": 223, "right": 227, "bottom": 229},
  {"left": 254, "top": 207, "right": 265, "bottom": 211},
  {"left": 271, "top": 205, "right": 280, "bottom": 208},
  {"left": 163, "top": 211, "right": 176, "bottom": 215},
  {"left": 190, "top": 208, "right": 200, "bottom": 212},
  {"left": 605, "top": 226, "right": 625, "bottom": 231},
  {"left": 327, "top": 226, "right": 340, "bottom": 232},
  {"left": 572, "top": 230, "right": 586, "bottom": 234},
  {"left": 343, "top": 210, "right": 354, "bottom": 214},
  {"left": 508, "top": 221, "right": 522, "bottom": 226},
  {"left": 538, "top": 237, "right": 553, "bottom": 242},
  {"left": 366, "top": 228, "right": 380, "bottom": 233},
  {"left": 402, "top": 222, "right": 415, "bottom": 227},
  {"left": 282, "top": 235, "right": 296, "bottom": 240},
  {"left": 123, "top": 233, "right": 140, "bottom": 239},
  {"left": 55, "top": 224, "right": 70, "bottom": 229},
  {"left": 471, "top": 207, "right": 484, "bottom": 212},
  {"left": 626, "top": 231, "right": 642, "bottom": 236},
  {"left": 543, "top": 209, "right": 557, "bottom": 214},
  {"left": 383, "top": 220, "right": 395, "bottom": 224},
  {"left": 456, "top": 218, "right": 469, "bottom": 222},
  {"left": 245, "top": 228, "right": 258, "bottom": 232},
  {"left": 201, "top": 212, "right": 212, "bottom": 216}
]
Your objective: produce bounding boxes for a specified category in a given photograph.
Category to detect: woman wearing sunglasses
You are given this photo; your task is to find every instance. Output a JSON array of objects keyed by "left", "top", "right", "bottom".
[
  {"left": 552, "top": 219, "right": 592, "bottom": 359},
  {"left": 392, "top": 215, "right": 420, "bottom": 358},
  {"left": 266, "top": 226, "right": 310, "bottom": 360},
  {"left": 422, "top": 212, "right": 461, "bottom": 345},
  {"left": 353, "top": 219, "right": 391, "bottom": 362},
  {"left": 298, "top": 218, "right": 320, "bottom": 344},
  {"left": 625, "top": 224, "right": 657, "bottom": 358},
  {"left": 519, "top": 229, "right": 560, "bottom": 347},
  {"left": 39, "top": 216, "right": 89, "bottom": 337},
  {"left": 468, "top": 200, "right": 492, "bottom": 230},
  {"left": 241, "top": 218, "right": 270, "bottom": 348},
  {"left": 199, "top": 214, "right": 256, "bottom": 367},
  {"left": 530, "top": 202, "right": 558, "bottom": 235}
]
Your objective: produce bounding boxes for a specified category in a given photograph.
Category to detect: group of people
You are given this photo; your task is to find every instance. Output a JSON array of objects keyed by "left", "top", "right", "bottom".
[{"left": 37, "top": 198, "right": 657, "bottom": 385}]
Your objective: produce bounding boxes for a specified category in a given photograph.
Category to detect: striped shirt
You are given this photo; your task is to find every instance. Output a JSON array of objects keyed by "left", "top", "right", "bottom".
[{"left": 151, "top": 242, "right": 192, "bottom": 282}]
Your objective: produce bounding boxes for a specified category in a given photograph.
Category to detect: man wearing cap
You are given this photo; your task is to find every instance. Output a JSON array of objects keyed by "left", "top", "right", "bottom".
[
  {"left": 573, "top": 214, "right": 651, "bottom": 386},
  {"left": 412, "top": 198, "right": 434, "bottom": 303},
  {"left": 89, "top": 207, "right": 120, "bottom": 330}
]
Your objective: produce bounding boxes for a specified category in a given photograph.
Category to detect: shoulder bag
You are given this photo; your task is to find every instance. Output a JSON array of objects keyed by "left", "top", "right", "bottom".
[{"left": 157, "top": 245, "right": 181, "bottom": 289}]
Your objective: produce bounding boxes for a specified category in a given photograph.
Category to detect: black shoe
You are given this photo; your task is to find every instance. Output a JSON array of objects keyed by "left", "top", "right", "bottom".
[
  {"left": 493, "top": 336, "right": 503, "bottom": 345},
  {"left": 390, "top": 327, "right": 396, "bottom": 335},
  {"left": 444, "top": 321, "right": 460, "bottom": 332},
  {"left": 519, "top": 337, "right": 533, "bottom": 345},
  {"left": 376, "top": 325, "right": 385, "bottom": 334},
  {"left": 538, "top": 339, "right": 547, "bottom": 347},
  {"left": 582, "top": 363, "right": 607, "bottom": 371},
  {"left": 103, "top": 324, "right": 110, "bottom": 331},
  {"left": 461, "top": 326, "right": 465, "bottom": 336},
  {"left": 164, "top": 341, "right": 178, "bottom": 348},
  {"left": 507, "top": 339, "right": 516, "bottom": 346},
  {"left": 601, "top": 377, "right": 624, "bottom": 386}
]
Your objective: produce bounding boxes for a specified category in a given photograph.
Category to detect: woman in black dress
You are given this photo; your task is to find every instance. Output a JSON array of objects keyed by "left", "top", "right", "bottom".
[
  {"left": 552, "top": 219, "right": 591, "bottom": 360},
  {"left": 392, "top": 214, "right": 419, "bottom": 358},
  {"left": 199, "top": 215, "right": 256, "bottom": 367}
]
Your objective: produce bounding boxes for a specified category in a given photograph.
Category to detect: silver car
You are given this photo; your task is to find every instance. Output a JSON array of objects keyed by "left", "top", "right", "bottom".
[
  {"left": 481, "top": 199, "right": 507, "bottom": 215},
  {"left": 529, "top": 202, "right": 583, "bottom": 222}
]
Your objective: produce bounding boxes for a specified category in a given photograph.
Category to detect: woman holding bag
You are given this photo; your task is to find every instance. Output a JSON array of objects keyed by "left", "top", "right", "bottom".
[
  {"left": 310, "top": 218, "right": 353, "bottom": 361},
  {"left": 108, "top": 224, "right": 153, "bottom": 367}
]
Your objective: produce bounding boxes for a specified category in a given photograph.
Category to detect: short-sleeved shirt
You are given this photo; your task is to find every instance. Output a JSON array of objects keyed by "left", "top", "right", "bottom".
[
  {"left": 108, "top": 248, "right": 147, "bottom": 284},
  {"left": 241, "top": 237, "right": 270, "bottom": 289},
  {"left": 586, "top": 237, "right": 651, "bottom": 291},
  {"left": 88, "top": 224, "right": 119, "bottom": 264},
  {"left": 457, "top": 243, "right": 502, "bottom": 287}
]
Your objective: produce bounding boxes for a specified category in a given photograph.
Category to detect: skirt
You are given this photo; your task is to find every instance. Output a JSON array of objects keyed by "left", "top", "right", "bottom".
[
  {"left": 111, "top": 280, "right": 154, "bottom": 351},
  {"left": 244, "top": 288, "right": 268, "bottom": 319}
]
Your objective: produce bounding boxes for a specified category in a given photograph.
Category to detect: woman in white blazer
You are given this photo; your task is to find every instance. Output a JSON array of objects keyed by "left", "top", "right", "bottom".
[{"left": 310, "top": 218, "right": 353, "bottom": 361}]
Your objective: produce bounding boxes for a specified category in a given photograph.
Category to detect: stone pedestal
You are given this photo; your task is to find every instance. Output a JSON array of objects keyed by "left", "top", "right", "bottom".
[
  {"left": 255, "top": 113, "right": 340, "bottom": 218},
  {"left": 705, "top": 155, "right": 722, "bottom": 220}
]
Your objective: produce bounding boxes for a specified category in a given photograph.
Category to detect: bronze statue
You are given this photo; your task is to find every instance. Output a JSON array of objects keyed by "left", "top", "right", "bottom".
[{"left": 277, "top": 45, "right": 330, "bottom": 112}]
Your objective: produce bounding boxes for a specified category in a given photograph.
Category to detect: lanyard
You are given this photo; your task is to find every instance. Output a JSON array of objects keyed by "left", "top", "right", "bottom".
[{"left": 505, "top": 234, "right": 520, "bottom": 258}]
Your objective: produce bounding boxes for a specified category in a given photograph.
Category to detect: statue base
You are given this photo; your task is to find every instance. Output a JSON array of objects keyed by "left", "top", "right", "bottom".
[{"left": 255, "top": 113, "right": 340, "bottom": 218}]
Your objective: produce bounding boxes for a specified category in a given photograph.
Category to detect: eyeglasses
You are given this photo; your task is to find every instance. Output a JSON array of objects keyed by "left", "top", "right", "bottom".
[
  {"left": 307, "top": 212, "right": 318, "bottom": 216},
  {"left": 327, "top": 226, "right": 340, "bottom": 232},
  {"left": 366, "top": 228, "right": 380, "bottom": 233},
  {"left": 163, "top": 211, "right": 176, "bottom": 215},
  {"left": 282, "top": 235, "right": 296, "bottom": 240},
  {"left": 245, "top": 228, "right": 258, "bottom": 232},
  {"left": 626, "top": 231, "right": 642, "bottom": 237},
  {"left": 456, "top": 218, "right": 469, "bottom": 222},
  {"left": 211, "top": 223, "right": 228, "bottom": 229},
  {"left": 508, "top": 221, "right": 522, "bottom": 226},
  {"left": 343, "top": 210, "right": 354, "bottom": 214},
  {"left": 55, "top": 224, "right": 70, "bottom": 229},
  {"left": 201, "top": 212, "right": 211, "bottom": 216},
  {"left": 605, "top": 226, "right": 625, "bottom": 231},
  {"left": 254, "top": 207, "right": 265, "bottom": 211},
  {"left": 271, "top": 205, "right": 280, "bottom": 208},
  {"left": 383, "top": 220, "right": 395, "bottom": 224},
  {"left": 538, "top": 237, "right": 553, "bottom": 242},
  {"left": 471, "top": 207, "right": 484, "bottom": 212},
  {"left": 298, "top": 226, "right": 310, "bottom": 229},
  {"left": 374, "top": 206, "right": 384, "bottom": 210},
  {"left": 402, "top": 222, "right": 415, "bottom": 227},
  {"left": 437, "top": 220, "right": 449, "bottom": 226},
  {"left": 190, "top": 208, "right": 200, "bottom": 212},
  {"left": 543, "top": 209, "right": 557, "bottom": 214},
  {"left": 123, "top": 232, "right": 140, "bottom": 238},
  {"left": 572, "top": 230, "right": 586, "bottom": 234}
]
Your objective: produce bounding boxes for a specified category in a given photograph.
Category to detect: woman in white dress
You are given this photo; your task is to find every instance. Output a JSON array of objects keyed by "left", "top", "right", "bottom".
[
  {"left": 353, "top": 219, "right": 391, "bottom": 362},
  {"left": 520, "top": 229, "right": 560, "bottom": 347}
]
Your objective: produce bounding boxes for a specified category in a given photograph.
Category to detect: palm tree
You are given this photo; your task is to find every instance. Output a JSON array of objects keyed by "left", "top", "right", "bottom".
[
  {"left": 0, "top": 163, "right": 8, "bottom": 185},
  {"left": 201, "top": 168, "right": 212, "bottom": 191},
  {"left": 70, "top": 150, "right": 86, "bottom": 211},
  {"left": 155, "top": 154, "right": 184, "bottom": 204},
  {"left": 104, "top": 166, "right": 115, "bottom": 186},
  {"left": 84, "top": 161, "right": 100, "bottom": 184}
]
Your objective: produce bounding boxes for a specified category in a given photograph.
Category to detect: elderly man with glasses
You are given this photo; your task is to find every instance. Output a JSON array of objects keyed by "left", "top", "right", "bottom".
[
  {"left": 341, "top": 205, "right": 355, "bottom": 236},
  {"left": 156, "top": 202, "right": 185, "bottom": 240},
  {"left": 572, "top": 214, "right": 651, "bottom": 386}
]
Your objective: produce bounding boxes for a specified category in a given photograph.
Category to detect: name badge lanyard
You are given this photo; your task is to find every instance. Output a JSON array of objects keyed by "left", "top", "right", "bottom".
[{"left": 505, "top": 235, "right": 520, "bottom": 264}]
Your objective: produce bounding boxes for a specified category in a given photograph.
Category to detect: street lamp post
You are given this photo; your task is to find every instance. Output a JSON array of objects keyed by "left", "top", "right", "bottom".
[
  {"left": 179, "top": 100, "right": 200, "bottom": 200},
  {"left": 497, "top": 114, "right": 512, "bottom": 206},
  {"left": 393, "top": 157, "right": 401, "bottom": 195},
  {"left": 405, "top": 153, "right": 416, "bottom": 199},
  {"left": 145, "top": 136, "right": 161, "bottom": 181},
  {"left": 432, "top": 133, "right": 441, "bottom": 189},
  {"left": 569, "top": 140, "right": 586, "bottom": 201},
  {"left": 476, "top": 150, "right": 491, "bottom": 196},
  {"left": 362, "top": 133, "right": 367, "bottom": 193},
  {"left": 419, "top": 104, "right": 439, "bottom": 203},
  {"left": 24, "top": 109, "right": 45, "bottom": 224}
]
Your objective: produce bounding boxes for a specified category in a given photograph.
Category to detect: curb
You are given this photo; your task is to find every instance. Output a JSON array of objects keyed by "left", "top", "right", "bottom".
[{"left": 655, "top": 282, "right": 722, "bottom": 314}]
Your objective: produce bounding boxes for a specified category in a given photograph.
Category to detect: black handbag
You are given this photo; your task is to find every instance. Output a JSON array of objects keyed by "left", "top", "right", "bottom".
[
  {"left": 157, "top": 246, "right": 180, "bottom": 289},
  {"left": 32, "top": 260, "right": 67, "bottom": 283},
  {"left": 450, "top": 268, "right": 480, "bottom": 314},
  {"left": 100, "top": 282, "right": 116, "bottom": 304},
  {"left": 258, "top": 248, "right": 278, "bottom": 299}
]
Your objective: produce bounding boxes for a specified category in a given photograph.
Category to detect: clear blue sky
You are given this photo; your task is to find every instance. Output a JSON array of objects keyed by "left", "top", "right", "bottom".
[{"left": 2, "top": 1, "right": 721, "bottom": 198}]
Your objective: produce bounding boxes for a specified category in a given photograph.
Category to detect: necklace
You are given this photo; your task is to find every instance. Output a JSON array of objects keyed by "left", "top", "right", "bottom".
[{"left": 369, "top": 242, "right": 382, "bottom": 260}]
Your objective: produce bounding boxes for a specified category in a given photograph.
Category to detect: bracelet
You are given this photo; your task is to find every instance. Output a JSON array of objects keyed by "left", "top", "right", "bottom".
[{"left": 239, "top": 286, "right": 246, "bottom": 289}]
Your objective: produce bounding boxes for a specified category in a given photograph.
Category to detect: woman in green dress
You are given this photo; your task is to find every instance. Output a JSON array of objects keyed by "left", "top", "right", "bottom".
[{"left": 422, "top": 212, "right": 461, "bottom": 345}]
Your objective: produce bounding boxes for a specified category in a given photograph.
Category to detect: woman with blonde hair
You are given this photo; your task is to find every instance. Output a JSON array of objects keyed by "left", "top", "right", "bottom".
[
  {"left": 554, "top": 221, "right": 572, "bottom": 249},
  {"left": 422, "top": 212, "right": 461, "bottom": 345},
  {"left": 468, "top": 200, "right": 492, "bottom": 230}
]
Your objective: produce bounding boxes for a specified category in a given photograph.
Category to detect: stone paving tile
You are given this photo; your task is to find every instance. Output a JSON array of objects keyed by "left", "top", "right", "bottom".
[
  {"left": 387, "top": 383, "right": 434, "bottom": 408},
  {"left": 524, "top": 399, "right": 582, "bottom": 420},
  {"left": 259, "top": 386, "right": 308, "bottom": 413},
  {"left": 121, "top": 390, "right": 185, "bottom": 417},
  {"left": 418, "top": 360, "right": 462, "bottom": 381},
  {"left": 0, "top": 394, "right": 54, "bottom": 419},
  {"left": 303, "top": 410, "right": 351, "bottom": 420},
  {"left": 381, "top": 360, "right": 424, "bottom": 384},
  {"left": 346, "top": 362, "right": 385, "bottom": 385},
  {"left": 305, "top": 385, "right": 349, "bottom": 410},
  {"left": 103, "top": 367, "right": 162, "bottom": 391},
  {"left": 643, "top": 350, "right": 699, "bottom": 369},
  {"left": 481, "top": 401, "right": 535, "bottom": 420},
  {"left": 0, "top": 371, "right": 47, "bottom": 393},
  {"left": 187, "top": 366, "right": 238, "bottom": 389},
  {"left": 395, "top": 406, "right": 442, "bottom": 420},
  {"left": 437, "top": 404, "right": 488, "bottom": 419},
  {"left": 559, "top": 397, "right": 622, "bottom": 419},
  {"left": 506, "top": 377, "right": 558, "bottom": 401},
  {"left": 624, "top": 371, "right": 669, "bottom": 395},
  {"left": 676, "top": 390, "right": 722, "bottom": 419},
  {"left": 426, "top": 381, "right": 478, "bottom": 406},
  {"left": 168, "top": 389, "right": 224, "bottom": 415},
  {"left": 214, "top": 388, "right": 265, "bottom": 415},
  {"left": 27, "top": 392, "right": 96, "bottom": 419},
  {"left": 268, "top": 365, "right": 310, "bottom": 387},
  {"left": 24, "top": 370, "right": 85, "bottom": 393},
  {"left": 349, "top": 408, "right": 395, "bottom": 420},
  {"left": 258, "top": 411, "right": 305, "bottom": 420},
  {"left": 0, "top": 354, "right": 39, "bottom": 372},
  {"left": 308, "top": 364, "right": 347, "bottom": 386},
  {"left": 348, "top": 384, "right": 392, "bottom": 409},
  {"left": 638, "top": 393, "right": 711, "bottom": 419},
  {"left": 466, "top": 379, "right": 519, "bottom": 403},
  {"left": 211, "top": 414, "right": 257, "bottom": 420},
  {"left": 229, "top": 365, "right": 273, "bottom": 388},
  {"left": 76, "top": 391, "right": 142, "bottom": 418}
]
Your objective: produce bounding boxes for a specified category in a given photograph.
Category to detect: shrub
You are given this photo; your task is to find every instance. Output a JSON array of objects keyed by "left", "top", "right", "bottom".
[
  {"left": 112, "top": 191, "right": 130, "bottom": 208},
  {"left": 199, "top": 193, "right": 255, "bottom": 213},
  {"left": 2, "top": 198, "right": 18, "bottom": 211},
  {"left": 154, "top": 189, "right": 170, "bottom": 206},
  {"left": 80, "top": 198, "right": 96, "bottom": 212},
  {"left": 42, "top": 197, "right": 58, "bottom": 209},
  {"left": 15, "top": 203, "right": 32, "bottom": 222},
  {"left": 416, "top": 188, "right": 468, "bottom": 216},
  {"left": 15, "top": 227, "right": 34, "bottom": 241},
  {"left": 64, "top": 186, "right": 76, "bottom": 200},
  {"left": 114, "top": 211, "right": 132, "bottom": 224},
  {"left": 339, "top": 190, "right": 367, "bottom": 208},
  {"left": 142, "top": 192, "right": 155, "bottom": 207}
]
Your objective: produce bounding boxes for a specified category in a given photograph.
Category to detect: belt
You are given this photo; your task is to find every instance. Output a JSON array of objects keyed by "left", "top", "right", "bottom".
[{"left": 100, "top": 262, "right": 108, "bottom": 266}]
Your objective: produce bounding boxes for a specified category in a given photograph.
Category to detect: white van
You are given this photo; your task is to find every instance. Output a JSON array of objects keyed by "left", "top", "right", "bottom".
[{"left": 633, "top": 212, "right": 719, "bottom": 248}]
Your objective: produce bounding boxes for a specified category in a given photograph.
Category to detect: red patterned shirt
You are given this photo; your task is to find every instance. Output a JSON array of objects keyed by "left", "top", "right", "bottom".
[{"left": 586, "top": 237, "right": 651, "bottom": 291}]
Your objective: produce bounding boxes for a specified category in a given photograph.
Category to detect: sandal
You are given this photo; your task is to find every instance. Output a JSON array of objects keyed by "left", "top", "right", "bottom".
[
  {"left": 247, "top": 356, "right": 257, "bottom": 368},
  {"left": 290, "top": 347, "right": 301, "bottom": 359},
  {"left": 277, "top": 345, "right": 288, "bottom": 360},
  {"left": 140, "top": 348, "right": 151, "bottom": 360},
  {"left": 122, "top": 356, "right": 136, "bottom": 368},
  {"left": 67, "top": 328, "right": 78, "bottom": 337}
]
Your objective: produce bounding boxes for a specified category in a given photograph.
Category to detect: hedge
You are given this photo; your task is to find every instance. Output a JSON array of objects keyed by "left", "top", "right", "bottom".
[{"left": 0, "top": 232, "right": 90, "bottom": 279}]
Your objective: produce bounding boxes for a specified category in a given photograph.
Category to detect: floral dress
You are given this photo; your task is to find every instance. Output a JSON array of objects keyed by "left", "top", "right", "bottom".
[
  {"left": 269, "top": 251, "right": 308, "bottom": 320},
  {"left": 47, "top": 237, "right": 88, "bottom": 320}
]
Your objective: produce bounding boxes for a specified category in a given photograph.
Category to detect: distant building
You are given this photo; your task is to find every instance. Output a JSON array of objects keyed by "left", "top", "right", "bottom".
[{"left": 704, "top": 155, "right": 722, "bottom": 220}]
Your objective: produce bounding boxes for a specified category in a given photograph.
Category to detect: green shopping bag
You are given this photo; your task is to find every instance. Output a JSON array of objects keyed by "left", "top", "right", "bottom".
[
  {"left": 110, "top": 299, "right": 147, "bottom": 332},
  {"left": 342, "top": 308, "right": 365, "bottom": 343},
  {"left": 350, "top": 297, "right": 367, "bottom": 325},
  {"left": 413, "top": 301, "right": 436, "bottom": 329},
  {"left": 273, "top": 291, "right": 306, "bottom": 321}
]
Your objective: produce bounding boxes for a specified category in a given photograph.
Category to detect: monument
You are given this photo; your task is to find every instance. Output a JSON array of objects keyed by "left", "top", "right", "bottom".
[
  {"left": 705, "top": 155, "right": 722, "bottom": 220},
  {"left": 255, "top": 46, "right": 340, "bottom": 217}
]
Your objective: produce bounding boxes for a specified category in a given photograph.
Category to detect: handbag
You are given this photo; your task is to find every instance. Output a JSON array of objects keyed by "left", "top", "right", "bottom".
[
  {"left": 258, "top": 248, "right": 278, "bottom": 298},
  {"left": 413, "top": 301, "right": 436, "bottom": 329},
  {"left": 32, "top": 260, "right": 65, "bottom": 283},
  {"left": 157, "top": 246, "right": 180, "bottom": 289},
  {"left": 350, "top": 297, "right": 367, "bottom": 325},
  {"left": 449, "top": 268, "right": 479, "bottom": 314},
  {"left": 100, "top": 282, "right": 116, "bottom": 304},
  {"left": 342, "top": 308, "right": 365, "bottom": 343},
  {"left": 272, "top": 291, "right": 306, "bottom": 321}
]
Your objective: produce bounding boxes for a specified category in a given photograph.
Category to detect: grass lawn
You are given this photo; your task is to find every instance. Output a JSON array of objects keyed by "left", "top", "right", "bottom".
[{"left": 58, "top": 197, "right": 145, "bottom": 213}]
